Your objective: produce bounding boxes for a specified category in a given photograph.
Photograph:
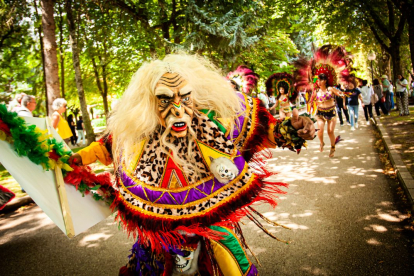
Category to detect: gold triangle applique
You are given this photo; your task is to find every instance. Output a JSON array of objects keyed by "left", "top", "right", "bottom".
[
  {"left": 196, "top": 140, "right": 231, "bottom": 167},
  {"left": 168, "top": 170, "right": 183, "bottom": 189}
]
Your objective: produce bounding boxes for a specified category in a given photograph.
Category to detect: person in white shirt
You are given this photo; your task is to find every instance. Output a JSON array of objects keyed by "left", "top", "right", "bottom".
[
  {"left": 14, "top": 95, "right": 36, "bottom": 117},
  {"left": 257, "top": 90, "right": 269, "bottom": 109},
  {"left": 389, "top": 80, "right": 395, "bottom": 110},
  {"left": 360, "top": 80, "right": 374, "bottom": 125},
  {"left": 268, "top": 94, "right": 276, "bottom": 115},
  {"left": 395, "top": 74, "right": 409, "bottom": 116}
]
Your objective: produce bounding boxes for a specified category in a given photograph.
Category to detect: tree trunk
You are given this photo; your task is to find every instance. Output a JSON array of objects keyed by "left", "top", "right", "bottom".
[
  {"left": 102, "top": 63, "right": 109, "bottom": 116},
  {"left": 58, "top": 2, "right": 65, "bottom": 98},
  {"left": 390, "top": 39, "right": 403, "bottom": 83},
  {"left": 407, "top": 15, "right": 414, "bottom": 76},
  {"left": 380, "top": 49, "right": 392, "bottom": 79},
  {"left": 91, "top": 57, "right": 108, "bottom": 116},
  {"left": 34, "top": 0, "right": 48, "bottom": 115},
  {"left": 65, "top": 0, "right": 96, "bottom": 144},
  {"left": 41, "top": 0, "right": 61, "bottom": 116}
]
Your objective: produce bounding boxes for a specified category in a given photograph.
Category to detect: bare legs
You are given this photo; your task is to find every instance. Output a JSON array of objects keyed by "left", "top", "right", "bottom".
[
  {"left": 317, "top": 117, "right": 325, "bottom": 151},
  {"left": 317, "top": 117, "right": 336, "bottom": 157},
  {"left": 327, "top": 118, "right": 336, "bottom": 157},
  {"left": 279, "top": 110, "right": 292, "bottom": 121}
]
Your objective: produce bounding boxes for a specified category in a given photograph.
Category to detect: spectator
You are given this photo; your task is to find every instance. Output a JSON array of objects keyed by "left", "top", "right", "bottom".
[
  {"left": 395, "top": 74, "right": 409, "bottom": 116},
  {"left": 51, "top": 98, "right": 73, "bottom": 142},
  {"left": 373, "top": 79, "right": 388, "bottom": 116},
  {"left": 381, "top": 75, "right": 391, "bottom": 113},
  {"left": 411, "top": 80, "right": 414, "bottom": 96},
  {"left": 67, "top": 114, "right": 78, "bottom": 146},
  {"left": 336, "top": 84, "right": 350, "bottom": 126},
  {"left": 389, "top": 80, "right": 395, "bottom": 110},
  {"left": 9, "top": 93, "right": 26, "bottom": 112},
  {"left": 15, "top": 95, "right": 36, "bottom": 117},
  {"left": 76, "top": 115, "right": 86, "bottom": 145},
  {"left": 257, "top": 90, "right": 269, "bottom": 110},
  {"left": 345, "top": 81, "right": 364, "bottom": 131},
  {"left": 360, "top": 80, "right": 374, "bottom": 125},
  {"left": 268, "top": 94, "right": 276, "bottom": 115}
]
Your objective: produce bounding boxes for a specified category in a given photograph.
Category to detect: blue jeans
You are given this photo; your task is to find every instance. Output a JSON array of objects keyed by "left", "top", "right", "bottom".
[
  {"left": 348, "top": 105, "right": 359, "bottom": 127},
  {"left": 390, "top": 92, "right": 395, "bottom": 109}
]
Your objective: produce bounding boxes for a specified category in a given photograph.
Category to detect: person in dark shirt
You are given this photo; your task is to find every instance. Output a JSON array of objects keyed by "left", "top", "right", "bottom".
[
  {"left": 67, "top": 114, "right": 78, "bottom": 146},
  {"left": 76, "top": 116, "right": 85, "bottom": 145},
  {"left": 336, "top": 85, "right": 350, "bottom": 126},
  {"left": 345, "top": 81, "right": 364, "bottom": 131}
]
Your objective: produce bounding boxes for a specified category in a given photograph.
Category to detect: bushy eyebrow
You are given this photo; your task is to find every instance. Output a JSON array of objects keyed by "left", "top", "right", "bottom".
[
  {"left": 178, "top": 85, "right": 192, "bottom": 96},
  {"left": 155, "top": 87, "right": 174, "bottom": 98}
]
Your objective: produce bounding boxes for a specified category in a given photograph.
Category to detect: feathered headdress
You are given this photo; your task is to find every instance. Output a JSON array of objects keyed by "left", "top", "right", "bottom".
[
  {"left": 227, "top": 66, "right": 259, "bottom": 94},
  {"left": 265, "top": 72, "right": 298, "bottom": 103},
  {"left": 293, "top": 45, "right": 353, "bottom": 114}
]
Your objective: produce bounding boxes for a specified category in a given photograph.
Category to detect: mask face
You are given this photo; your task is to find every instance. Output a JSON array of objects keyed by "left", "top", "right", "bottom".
[
  {"left": 209, "top": 156, "right": 239, "bottom": 184},
  {"left": 174, "top": 250, "right": 195, "bottom": 273},
  {"left": 155, "top": 73, "right": 194, "bottom": 138}
]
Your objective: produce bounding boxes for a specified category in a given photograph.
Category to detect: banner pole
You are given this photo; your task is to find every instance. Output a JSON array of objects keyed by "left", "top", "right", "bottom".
[{"left": 46, "top": 117, "right": 75, "bottom": 238}]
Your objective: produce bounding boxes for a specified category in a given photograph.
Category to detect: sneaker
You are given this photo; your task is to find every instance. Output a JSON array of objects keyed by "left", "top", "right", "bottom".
[
  {"left": 340, "top": 123, "right": 344, "bottom": 127},
  {"left": 346, "top": 122, "right": 351, "bottom": 126},
  {"left": 366, "top": 121, "right": 370, "bottom": 126},
  {"left": 355, "top": 123, "right": 358, "bottom": 129},
  {"left": 351, "top": 127, "right": 355, "bottom": 131}
]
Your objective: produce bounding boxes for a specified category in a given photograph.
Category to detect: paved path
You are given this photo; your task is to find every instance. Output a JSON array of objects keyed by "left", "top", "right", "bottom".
[{"left": 1, "top": 108, "right": 413, "bottom": 275}]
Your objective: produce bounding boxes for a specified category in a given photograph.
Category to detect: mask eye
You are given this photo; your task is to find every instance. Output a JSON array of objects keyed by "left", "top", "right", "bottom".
[
  {"left": 182, "top": 251, "right": 192, "bottom": 257},
  {"left": 182, "top": 96, "right": 190, "bottom": 102}
]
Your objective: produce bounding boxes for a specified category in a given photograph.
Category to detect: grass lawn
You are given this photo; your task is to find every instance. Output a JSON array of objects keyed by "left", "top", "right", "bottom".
[
  {"left": 379, "top": 106, "right": 414, "bottom": 179},
  {"left": 0, "top": 145, "right": 113, "bottom": 199}
]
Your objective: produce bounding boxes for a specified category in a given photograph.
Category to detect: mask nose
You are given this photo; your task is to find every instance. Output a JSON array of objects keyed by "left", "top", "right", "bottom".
[{"left": 171, "top": 101, "right": 184, "bottom": 118}]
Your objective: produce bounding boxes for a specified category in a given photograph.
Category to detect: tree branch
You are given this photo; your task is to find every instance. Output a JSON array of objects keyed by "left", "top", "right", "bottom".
[
  {"left": 394, "top": 7, "right": 407, "bottom": 39},
  {"left": 363, "top": 3, "right": 392, "bottom": 38},
  {"left": 368, "top": 22, "right": 391, "bottom": 52}
]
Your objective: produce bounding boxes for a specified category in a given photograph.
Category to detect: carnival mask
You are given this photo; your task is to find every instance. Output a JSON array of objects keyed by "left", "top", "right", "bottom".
[
  {"left": 155, "top": 73, "right": 194, "bottom": 138},
  {"left": 172, "top": 242, "right": 201, "bottom": 275},
  {"left": 209, "top": 156, "right": 239, "bottom": 184}
]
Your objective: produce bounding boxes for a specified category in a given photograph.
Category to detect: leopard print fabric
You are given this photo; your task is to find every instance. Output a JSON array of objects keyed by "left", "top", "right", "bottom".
[
  {"left": 119, "top": 168, "right": 253, "bottom": 217},
  {"left": 129, "top": 113, "right": 235, "bottom": 187}
]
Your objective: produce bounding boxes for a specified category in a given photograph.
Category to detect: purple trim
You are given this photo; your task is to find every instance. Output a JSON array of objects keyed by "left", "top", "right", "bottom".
[
  {"left": 247, "top": 264, "right": 258, "bottom": 276},
  {"left": 228, "top": 93, "right": 247, "bottom": 140},
  {"left": 121, "top": 150, "right": 247, "bottom": 206}
]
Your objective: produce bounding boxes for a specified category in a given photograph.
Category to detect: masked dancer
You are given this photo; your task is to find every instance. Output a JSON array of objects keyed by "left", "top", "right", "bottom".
[{"left": 69, "top": 54, "right": 315, "bottom": 275}]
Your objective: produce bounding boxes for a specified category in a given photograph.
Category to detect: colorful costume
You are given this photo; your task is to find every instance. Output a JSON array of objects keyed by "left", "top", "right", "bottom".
[
  {"left": 293, "top": 45, "right": 353, "bottom": 115},
  {"left": 315, "top": 92, "right": 337, "bottom": 121},
  {"left": 74, "top": 55, "right": 312, "bottom": 275},
  {"left": 265, "top": 73, "right": 298, "bottom": 115},
  {"left": 226, "top": 66, "right": 259, "bottom": 95}
]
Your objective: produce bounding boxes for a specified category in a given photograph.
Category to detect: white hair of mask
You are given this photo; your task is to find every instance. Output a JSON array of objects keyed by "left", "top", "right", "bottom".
[{"left": 107, "top": 54, "right": 244, "bottom": 173}]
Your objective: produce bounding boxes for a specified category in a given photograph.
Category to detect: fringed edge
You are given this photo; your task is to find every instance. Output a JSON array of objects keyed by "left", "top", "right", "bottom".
[
  {"left": 241, "top": 98, "right": 276, "bottom": 162},
  {"left": 111, "top": 170, "right": 288, "bottom": 253}
]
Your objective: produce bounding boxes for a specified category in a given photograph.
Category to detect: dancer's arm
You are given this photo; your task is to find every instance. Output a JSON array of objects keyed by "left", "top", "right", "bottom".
[
  {"left": 69, "top": 134, "right": 112, "bottom": 166},
  {"left": 265, "top": 109, "right": 316, "bottom": 153},
  {"left": 329, "top": 86, "right": 344, "bottom": 97}
]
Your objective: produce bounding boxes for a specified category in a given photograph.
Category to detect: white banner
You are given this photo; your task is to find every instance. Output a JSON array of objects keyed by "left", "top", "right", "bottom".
[{"left": 0, "top": 117, "right": 112, "bottom": 237}]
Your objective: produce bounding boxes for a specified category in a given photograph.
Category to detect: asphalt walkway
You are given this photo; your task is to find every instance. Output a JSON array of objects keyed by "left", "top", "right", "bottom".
[{"left": 1, "top": 107, "right": 413, "bottom": 275}]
